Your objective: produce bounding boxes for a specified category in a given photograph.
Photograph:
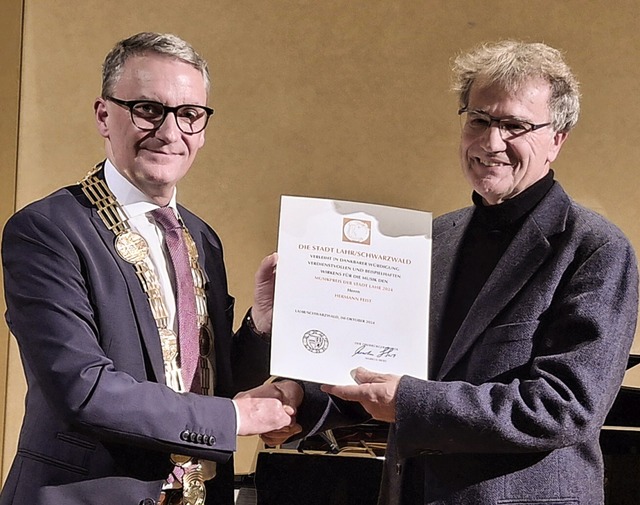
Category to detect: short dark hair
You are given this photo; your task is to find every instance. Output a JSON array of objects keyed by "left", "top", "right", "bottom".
[{"left": 101, "top": 32, "right": 210, "bottom": 98}]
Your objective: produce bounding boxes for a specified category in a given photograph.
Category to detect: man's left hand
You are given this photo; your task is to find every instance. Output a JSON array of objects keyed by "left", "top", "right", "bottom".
[
  {"left": 250, "top": 253, "right": 277, "bottom": 335},
  {"left": 321, "top": 367, "right": 400, "bottom": 423}
]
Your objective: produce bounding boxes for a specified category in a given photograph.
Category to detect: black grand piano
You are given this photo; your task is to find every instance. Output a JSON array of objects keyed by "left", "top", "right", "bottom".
[
  {"left": 601, "top": 353, "right": 640, "bottom": 504},
  {"left": 254, "top": 354, "right": 640, "bottom": 505}
]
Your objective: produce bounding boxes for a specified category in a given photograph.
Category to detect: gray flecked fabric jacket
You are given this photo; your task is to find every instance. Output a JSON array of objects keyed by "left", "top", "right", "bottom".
[{"left": 296, "top": 182, "right": 639, "bottom": 505}]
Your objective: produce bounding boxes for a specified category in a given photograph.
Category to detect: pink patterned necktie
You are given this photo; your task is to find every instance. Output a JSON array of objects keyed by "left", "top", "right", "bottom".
[{"left": 151, "top": 207, "right": 200, "bottom": 393}]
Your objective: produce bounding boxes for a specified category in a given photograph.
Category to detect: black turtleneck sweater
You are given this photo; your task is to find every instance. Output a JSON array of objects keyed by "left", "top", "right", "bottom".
[{"left": 432, "top": 171, "right": 556, "bottom": 373}]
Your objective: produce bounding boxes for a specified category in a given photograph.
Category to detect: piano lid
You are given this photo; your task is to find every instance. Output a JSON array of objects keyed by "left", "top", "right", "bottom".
[
  {"left": 623, "top": 361, "right": 640, "bottom": 390},
  {"left": 603, "top": 353, "right": 640, "bottom": 429}
]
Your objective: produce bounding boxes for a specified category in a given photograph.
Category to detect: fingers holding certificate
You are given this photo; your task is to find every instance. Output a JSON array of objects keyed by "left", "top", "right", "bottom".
[
  {"left": 321, "top": 367, "right": 401, "bottom": 423},
  {"left": 270, "top": 196, "right": 432, "bottom": 385}
]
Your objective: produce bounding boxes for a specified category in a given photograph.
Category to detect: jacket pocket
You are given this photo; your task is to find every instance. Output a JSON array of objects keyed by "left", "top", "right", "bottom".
[{"left": 18, "top": 431, "right": 97, "bottom": 475}]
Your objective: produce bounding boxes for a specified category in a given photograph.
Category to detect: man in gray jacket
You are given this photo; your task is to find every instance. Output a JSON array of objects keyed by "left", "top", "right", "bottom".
[{"left": 243, "top": 41, "right": 639, "bottom": 504}]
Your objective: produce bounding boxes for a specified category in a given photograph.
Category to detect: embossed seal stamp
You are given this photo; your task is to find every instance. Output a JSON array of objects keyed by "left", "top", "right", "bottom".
[{"left": 302, "top": 329, "right": 329, "bottom": 353}]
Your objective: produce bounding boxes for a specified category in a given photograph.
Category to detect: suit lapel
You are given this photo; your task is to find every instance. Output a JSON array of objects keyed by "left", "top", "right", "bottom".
[
  {"left": 429, "top": 209, "right": 472, "bottom": 377},
  {"left": 87, "top": 198, "right": 167, "bottom": 383},
  {"left": 435, "top": 184, "right": 570, "bottom": 380}
]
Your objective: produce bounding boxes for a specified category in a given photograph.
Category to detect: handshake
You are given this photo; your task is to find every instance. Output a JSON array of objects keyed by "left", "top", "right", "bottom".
[
  {"left": 233, "top": 254, "right": 401, "bottom": 444},
  {"left": 233, "top": 380, "right": 304, "bottom": 446},
  {"left": 232, "top": 367, "right": 400, "bottom": 445}
]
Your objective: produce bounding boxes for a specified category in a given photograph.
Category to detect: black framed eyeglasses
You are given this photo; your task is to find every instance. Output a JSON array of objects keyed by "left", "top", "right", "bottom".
[
  {"left": 458, "top": 107, "right": 551, "bottom": 139},
  {"left": 106, "top": 96, "right": 214, "bottom": 134}
]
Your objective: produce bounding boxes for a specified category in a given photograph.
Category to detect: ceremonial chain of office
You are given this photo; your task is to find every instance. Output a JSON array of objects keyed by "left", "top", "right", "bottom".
[{"left": 80, "top": 163, "right": 213, "bottom": 505}]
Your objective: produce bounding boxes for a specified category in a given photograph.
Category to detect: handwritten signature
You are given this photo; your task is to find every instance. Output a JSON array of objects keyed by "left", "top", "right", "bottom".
[{"left": 352, "top": 344, "right": 398, "bottom": 359}]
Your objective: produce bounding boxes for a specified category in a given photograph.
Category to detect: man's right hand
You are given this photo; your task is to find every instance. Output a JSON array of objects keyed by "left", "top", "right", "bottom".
[
  {"left": 234, "top": 397, "right": 295, "bottom": 436},
  {"left": 234, "top": 380, "right": 304, "bottom": 442}
]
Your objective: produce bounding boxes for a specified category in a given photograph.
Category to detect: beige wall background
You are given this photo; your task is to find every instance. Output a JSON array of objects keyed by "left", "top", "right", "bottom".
[
  {"left": 0, "top": 0, "right": 22, "bottom": 485},
  {"left": 2, "top": 0, "right": 640, "bottom": 482}
]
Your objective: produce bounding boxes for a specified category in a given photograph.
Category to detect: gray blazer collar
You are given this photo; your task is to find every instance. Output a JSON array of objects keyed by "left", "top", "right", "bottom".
[{"left": 433, "top": 183, "right": 571, "bottom": 380}]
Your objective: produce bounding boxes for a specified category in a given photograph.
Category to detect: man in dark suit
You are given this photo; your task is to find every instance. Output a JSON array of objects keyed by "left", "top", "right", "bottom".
[
  {"left": 244, "top": 41, "right": 639, "bottom": 504},
  {"left": 0, "top": 32, "right": 294, "bottom": 505}
]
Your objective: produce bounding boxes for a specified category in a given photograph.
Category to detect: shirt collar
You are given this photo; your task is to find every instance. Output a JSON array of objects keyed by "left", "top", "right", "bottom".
[
  {"left": 471, "top": 170, "right": 555, "bottom": 230},
  {"left": 103, "top": 158, "right": 178, "bottom": 218}
]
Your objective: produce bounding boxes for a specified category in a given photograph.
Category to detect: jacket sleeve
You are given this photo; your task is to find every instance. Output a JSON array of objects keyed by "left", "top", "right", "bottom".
[
  {"left": 2, "top": 205, "right": 240, "bottom": 462},
  {"left": 394, "top": 234, "right": 639, "bottom": 459}
]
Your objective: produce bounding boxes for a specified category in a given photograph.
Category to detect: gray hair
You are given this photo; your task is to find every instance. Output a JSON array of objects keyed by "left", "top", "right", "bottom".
[
  {"left": 101, "top": 32, "right": 210, "bottom": 98},
  {"left": 452, "top": 41, "right": 580, "bottom": 133}
]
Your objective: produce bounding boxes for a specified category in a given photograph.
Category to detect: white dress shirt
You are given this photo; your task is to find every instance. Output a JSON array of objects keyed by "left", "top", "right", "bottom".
[{"left": 103, "top": 160, "right": 240, "bottom": 439}]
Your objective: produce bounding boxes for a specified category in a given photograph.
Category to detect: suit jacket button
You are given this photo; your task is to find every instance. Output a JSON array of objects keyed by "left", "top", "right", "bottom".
[
  {"left": 139, "top": 499, "right": 155, "bottom": 505},
  {"left": 196, "top": 434, "right": 204, "bottom": 444},
  {"left": 207, "top": 435, "right": 216, "bottom": 446},
  {"left": 202, "top": 434, "right": 210, "bottom": 445},
  {"left": 180, "top": 430, "right": 190, "bottom": 441},
  {"left": 189, "top": 432, "right": 198, "bottom": 443}
]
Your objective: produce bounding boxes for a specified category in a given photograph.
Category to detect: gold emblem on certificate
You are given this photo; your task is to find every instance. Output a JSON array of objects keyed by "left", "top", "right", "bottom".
[
  {"left": 114, "top": 230, "right": 149, "bottom": 263},
  {"left": 342, "top": 217, "right": 371, "bottom": 245}
]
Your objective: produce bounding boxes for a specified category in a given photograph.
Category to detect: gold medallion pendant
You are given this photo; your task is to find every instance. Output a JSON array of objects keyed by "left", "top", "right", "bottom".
[
  {"left": 170, "top": 456, "right": 206, "bottom": 505},
  {"left": 114, "top": 230, "right": 149, "bottom": 264},
  {"left": 182, "top": 465, "right": 206, "bottom": 505},
  {"left": 170, "top": 454, "right": 191, "bottom": 466}
]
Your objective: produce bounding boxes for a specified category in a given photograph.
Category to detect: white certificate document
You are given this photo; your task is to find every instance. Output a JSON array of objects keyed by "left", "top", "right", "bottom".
[{"left": 270, "top": 195, "right": 432, "bottom": 385}]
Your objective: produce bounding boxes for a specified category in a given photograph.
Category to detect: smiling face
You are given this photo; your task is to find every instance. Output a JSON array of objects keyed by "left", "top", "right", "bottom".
[
  {"left": 460, "top": 78, "right": 568, "bottom": 205},
  {"left": 94, "top": 53, "right": 208, "bottom": 205}
]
